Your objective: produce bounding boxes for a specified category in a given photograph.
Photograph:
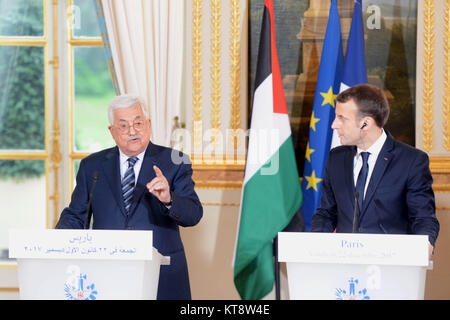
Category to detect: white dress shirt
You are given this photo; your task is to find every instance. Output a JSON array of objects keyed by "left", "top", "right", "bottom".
[
  {"left": 353, "top": 129, "right": 387, "bottom": 199},
  {"left": 119, "top": 149, "right": 146, "bottom": 185},
  {"left": 118, "top": 148, "right": 171, "bottom": 207}
]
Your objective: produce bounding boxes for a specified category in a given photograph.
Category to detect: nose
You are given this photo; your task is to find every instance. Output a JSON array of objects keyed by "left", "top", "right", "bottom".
[{"left": 331, "top": 118, "right": 338, "bottom": 129}]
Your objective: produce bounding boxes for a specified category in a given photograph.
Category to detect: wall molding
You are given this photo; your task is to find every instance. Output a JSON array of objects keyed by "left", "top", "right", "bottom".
[{"left": 421, "top": 0, "right": 435, "bottom": 151}]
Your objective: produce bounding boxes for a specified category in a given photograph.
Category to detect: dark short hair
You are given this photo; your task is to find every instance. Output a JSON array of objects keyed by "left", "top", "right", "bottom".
[{"left": 336, "top": 84, "right": 390, "bottom": 128}]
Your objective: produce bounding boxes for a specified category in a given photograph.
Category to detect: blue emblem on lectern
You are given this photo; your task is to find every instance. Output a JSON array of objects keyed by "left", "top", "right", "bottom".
[
  {"left": 64, "top": 273, "right": 98, "bottom": 300},
  {"left": 335, "top": 277, "right": 370, "bottom": 300}
]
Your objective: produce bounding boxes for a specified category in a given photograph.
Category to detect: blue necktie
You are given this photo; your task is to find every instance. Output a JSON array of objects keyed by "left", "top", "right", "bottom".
[
  {"left": 122, "top": 157, "right": 138, "bottom": 215},
  {"left": 355, "top": 152, "right": 370, "bottom": 212}
]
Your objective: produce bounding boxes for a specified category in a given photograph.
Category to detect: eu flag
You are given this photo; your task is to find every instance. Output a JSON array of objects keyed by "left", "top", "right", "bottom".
[
  {"left": 331, "top": 0, "right": 368, "bottom": 148},
  {"left": 302, "top": 0, "right": 344, "bottom": 230},
  {"left": 341, "top": 0, "right": 367, "bottom": 90}
]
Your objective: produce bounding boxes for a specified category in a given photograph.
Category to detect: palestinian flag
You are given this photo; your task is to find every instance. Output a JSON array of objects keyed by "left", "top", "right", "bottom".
[{"left": 233, "top": 0, "right": 302, "bottom": 300}]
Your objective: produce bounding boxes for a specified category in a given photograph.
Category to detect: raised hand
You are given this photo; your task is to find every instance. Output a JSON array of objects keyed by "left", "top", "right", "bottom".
[{"left": 146, "top": 165, "right": 171, "bottom": 204}]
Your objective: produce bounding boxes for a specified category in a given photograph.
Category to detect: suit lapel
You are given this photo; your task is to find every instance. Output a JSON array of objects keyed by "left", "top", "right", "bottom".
[
  {"left": 101, "top": 147, "right": 127, "bottom": 216},
  {"left": 345, "top": 146, "right": 357, "bottom": 208},
  {"left": 359, "top": 133, "right": 395, "bottom": 220},
  {"left": 128, "top": 143, "right": 158, "bottom": 216}
]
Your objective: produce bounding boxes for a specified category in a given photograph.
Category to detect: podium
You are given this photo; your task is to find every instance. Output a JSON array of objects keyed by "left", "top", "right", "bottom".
[
  {"left": 278, "top": 232, "right": 430, "bottom": 300},
  {"left": 9, "top": 229, "right": 169, "bottom": 300}
]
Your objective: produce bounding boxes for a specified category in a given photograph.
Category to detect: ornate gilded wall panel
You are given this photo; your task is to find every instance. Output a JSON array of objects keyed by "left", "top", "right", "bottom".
[
  {"left": 186, "top": 0, "right": 247, "bottom": 189},
  {"left": 418, "top": 0, "right": 450, "bottom": 192},
  {"left": 421, "top": 0, "right": 435, "bottom": 152},
  {"left": 443, "top": 0, "right": 450, "bottom": 151}
]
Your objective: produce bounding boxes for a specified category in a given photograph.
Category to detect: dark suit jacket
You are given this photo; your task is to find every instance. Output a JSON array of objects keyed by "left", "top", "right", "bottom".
[
  {"left": 310, "top": 132, "right": 439, "bottom": 245},
  {"left": 56, "top": 142, "right": 203, "bottom": 299}
]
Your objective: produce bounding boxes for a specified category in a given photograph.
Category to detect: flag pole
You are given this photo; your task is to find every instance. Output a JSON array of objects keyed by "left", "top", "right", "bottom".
[{"left": 274, "top": 235, "right": 280, "bottom": 300}]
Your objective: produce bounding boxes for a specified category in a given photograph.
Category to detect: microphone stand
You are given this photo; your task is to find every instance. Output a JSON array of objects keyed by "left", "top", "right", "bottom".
[
  {"left": 352, "top": 192, "right": 359, "bottom": 233},
  {"left": 84, "top": 172, "right": 99, "bottom": 229}
]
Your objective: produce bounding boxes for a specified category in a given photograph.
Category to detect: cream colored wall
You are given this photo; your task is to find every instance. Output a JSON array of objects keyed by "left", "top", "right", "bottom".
[
  {"left": 181, "top": 189, "right": 241, "bottom": 299},
  {"left": 182, "top": 188, "right": 294, "bottom": 300},
  {"left": 0, "top": 265, "right": 19, "bottom": 299},
  {"left": 425, "top": 208, "right": 450, "bottom": 299},
  {"left": 416, "top": 0, "right": 450, "bottom": 299}
]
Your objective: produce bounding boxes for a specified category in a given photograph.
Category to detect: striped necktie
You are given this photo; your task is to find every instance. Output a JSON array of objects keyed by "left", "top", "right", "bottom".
[{"left": 122, "top": 156, "right": 138, "bottom": 215}]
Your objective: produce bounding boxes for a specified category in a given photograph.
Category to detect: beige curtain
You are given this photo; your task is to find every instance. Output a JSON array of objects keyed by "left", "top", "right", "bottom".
[{"left": 101, "top": 0, "right": 185, "bottom": 146}]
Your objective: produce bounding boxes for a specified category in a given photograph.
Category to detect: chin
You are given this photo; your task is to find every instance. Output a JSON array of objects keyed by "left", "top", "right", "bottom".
[
  {"left": 122, "top": 147, "right": 142, "bottom": 157},
  {"left": 339, "top": 136, "right": 354, "bottom": 146}
]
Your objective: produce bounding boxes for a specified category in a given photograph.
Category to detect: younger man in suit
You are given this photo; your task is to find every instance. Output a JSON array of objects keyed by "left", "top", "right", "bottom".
[{"left": 310, "top": 84, "right": 439, "bottom": 257}]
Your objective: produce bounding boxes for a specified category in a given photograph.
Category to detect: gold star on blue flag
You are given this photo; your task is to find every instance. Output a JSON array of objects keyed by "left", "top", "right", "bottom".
[{"left": 320, "top": 86, "right": 338, "bottom": 108}]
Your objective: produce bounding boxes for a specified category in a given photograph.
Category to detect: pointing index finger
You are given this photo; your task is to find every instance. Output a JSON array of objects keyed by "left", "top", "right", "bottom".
[{"left": 153, "top": 165, "right": 163, "bottom": 177}]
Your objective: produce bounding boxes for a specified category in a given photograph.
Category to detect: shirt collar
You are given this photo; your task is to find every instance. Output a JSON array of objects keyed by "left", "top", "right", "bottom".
[{"left": 118, "top": 148, "right": 146, "bottom": 166}]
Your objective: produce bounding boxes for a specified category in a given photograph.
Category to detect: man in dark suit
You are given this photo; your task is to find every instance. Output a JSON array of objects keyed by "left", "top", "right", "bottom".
[
  {"left": 56, "top": 94, "right": 203, "bottom": 299},
  {"left": 310, "top": 84, "right": 439, "bottom": 257}
]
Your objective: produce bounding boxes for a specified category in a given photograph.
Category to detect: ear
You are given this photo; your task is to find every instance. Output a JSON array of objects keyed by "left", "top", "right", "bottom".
[{"left": 360, "top": 117, "right": 372, "bottom": 129}]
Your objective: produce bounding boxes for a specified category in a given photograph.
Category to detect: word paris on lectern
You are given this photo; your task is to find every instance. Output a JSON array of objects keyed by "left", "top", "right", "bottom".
[{"left": 278, "top": 232, "right": 430, "bottom": 300}]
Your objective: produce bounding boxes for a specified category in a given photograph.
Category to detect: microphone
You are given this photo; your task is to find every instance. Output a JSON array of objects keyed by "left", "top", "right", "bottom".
[
  {"left": 84, "top": 172, "right": 99, "bottom": 229},
  {"left": 360, "top": 122, "right": 367, "bottom": 130},
  {"left": 352, "top": 192, "right": 359, "bottom": 233}
]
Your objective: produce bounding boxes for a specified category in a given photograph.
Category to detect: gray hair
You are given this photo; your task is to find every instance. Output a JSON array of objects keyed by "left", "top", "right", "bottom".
[{"left": 108, "top": 94, "right": 150, "bottom": 125}]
